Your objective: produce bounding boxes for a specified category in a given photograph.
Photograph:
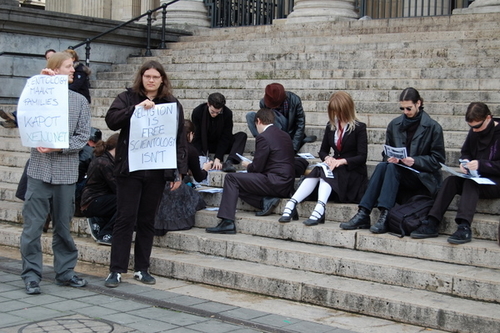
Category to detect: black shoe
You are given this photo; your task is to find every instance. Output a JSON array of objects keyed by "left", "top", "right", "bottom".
[
  {"left": 206, "top": 219, "right": 236, "bottom": 234},
  {"left": 340, "top": 208, "right": 371, "bottom": 230},
  {"left": 134, "top": 270, "right": 156, "bottom": 285},
  {"left": 370, "top": 208, "right": 389, "bottom": 234},
  {"left": 255, "top": 197, "right": 280, "bottom": 216},
  {"left": 222, "top": 160, "right": 236, "bottom": 173},
  {"left": 302, "top": 135, "right": 317, "bottom": 144},
  {"left": 56, "top": 275, "right": 87, "bottom": 288},
  {"left": 87, "top": 218, "right": 100, "bottom": 241},
  {"left": 97, "top": 234, "right": 112, "bottom": 246},
  {"left": 105, "top": 272, "right": 121, "bottom": 288},
  {"left": 25, "top": 281, "right": 41, "bottom": 295},
  {"left": 447, "top": 223, "right": 472, "bottom": 244},
  {"left": 303, "top": 200, "right": 326, "bottom": 226},
  {"left": 410, "top": 219, "right": 439, "bottom": 239},
  {"left": 278, "top": 198, "right": 299, "bottom": 223}
]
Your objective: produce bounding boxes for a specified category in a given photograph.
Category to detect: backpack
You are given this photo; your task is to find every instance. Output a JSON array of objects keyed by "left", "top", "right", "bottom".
[{"left": 387, "top": 195, "right": 434, "bottom": 237}]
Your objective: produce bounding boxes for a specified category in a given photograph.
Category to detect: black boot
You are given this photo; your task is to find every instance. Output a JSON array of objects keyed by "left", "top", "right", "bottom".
[
  {"left": 340, "top": 207, "right": 371, "bottom": 230},
  {"left": 206, "top": 219, "right": 236, "bottom": 234},
  {"left": 370, "top": 208, "right": 389, "bottom": 234}
]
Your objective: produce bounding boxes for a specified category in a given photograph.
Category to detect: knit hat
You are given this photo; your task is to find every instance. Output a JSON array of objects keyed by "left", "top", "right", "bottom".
[{"left": 264, "top": 83, "right": 286, "bottom": 109}]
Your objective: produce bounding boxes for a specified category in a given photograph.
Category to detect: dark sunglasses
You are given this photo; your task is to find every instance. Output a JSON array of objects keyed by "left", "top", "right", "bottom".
[
  {"left": 399, "top": 106, "right": 413, "bottom": 111},
  {"left": 468, "top": 120, "right": 485, "bottom": 129}
]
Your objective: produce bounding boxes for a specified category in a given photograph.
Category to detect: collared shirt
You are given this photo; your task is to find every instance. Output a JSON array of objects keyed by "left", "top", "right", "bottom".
[{"left": 27, "top": 90, "right": 91, "bottom": 184}]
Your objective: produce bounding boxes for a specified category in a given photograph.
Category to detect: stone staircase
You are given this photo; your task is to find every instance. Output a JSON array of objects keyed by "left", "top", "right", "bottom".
[{"left": 2, "top": 12, "right": 500, "bottom": 332}]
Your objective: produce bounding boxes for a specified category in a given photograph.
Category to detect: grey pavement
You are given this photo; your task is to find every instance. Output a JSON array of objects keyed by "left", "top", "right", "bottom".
[{"left": 0, "top": 253, "right": 354, "bottom": 333}]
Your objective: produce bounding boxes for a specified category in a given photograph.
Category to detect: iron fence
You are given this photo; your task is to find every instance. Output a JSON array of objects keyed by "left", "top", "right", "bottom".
[
  {"left": 356, "top": 0, "right": 474, "bottom": 19},
  {"left": 204, "top": 0, "right": 294, "bottom": 27}
]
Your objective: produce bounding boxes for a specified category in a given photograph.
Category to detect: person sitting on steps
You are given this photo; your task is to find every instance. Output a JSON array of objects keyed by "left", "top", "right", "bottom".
[
  {"left": 279, "top": 91, "right": 368, "bottom": 226},
  {"left": 411, "top": 102, "right": 500, "bottom": 244},
  {"left": 206, "top": 108, "right": 296, "bottom": 235},
  {"left": 246, "top": 83, "right": 316, "bottom": 154},
  {"left": 340, "top": 87, "right": 445, "bottom": 234}
]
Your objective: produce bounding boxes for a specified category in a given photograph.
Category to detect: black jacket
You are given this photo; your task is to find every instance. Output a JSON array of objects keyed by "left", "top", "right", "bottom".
[{"left": 105, "top": 89, "right": 188, "bottom": 180}]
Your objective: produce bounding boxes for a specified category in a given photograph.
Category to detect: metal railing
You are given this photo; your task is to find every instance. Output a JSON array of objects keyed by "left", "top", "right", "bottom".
[
  {"left": 356, "top": 0, "right": 473, "bottom": 19},
  {"left": 203, "top": 0, "right": 294, "bottom": 27},
  {"left": 68, "top": 0, "right": 181, "bottom": 67}
]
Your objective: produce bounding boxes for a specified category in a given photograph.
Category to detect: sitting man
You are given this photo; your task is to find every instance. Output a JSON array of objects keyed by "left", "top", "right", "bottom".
[
  {"left": 206, "top": 108, "right": 296, "bottom": 234},
  {"left": 246, "top": 83, "right": 316, "bottom": 153},
  {"left": 411, "top": 102, "right": 500, "bottom": 244},
  {"left": 340, "top": 87, "right": 445, "bottom": 234},
  {"left": 191, "top": 92, "right": 247, "bottom": 173}
]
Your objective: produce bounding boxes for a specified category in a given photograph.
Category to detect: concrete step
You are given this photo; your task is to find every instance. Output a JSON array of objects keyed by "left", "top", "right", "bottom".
[
  {"left": 0, "top": 223, "right": 499, "bottom": 333},
  {"left": 153, "top": 228, "right": 500, "bottom": 304}
]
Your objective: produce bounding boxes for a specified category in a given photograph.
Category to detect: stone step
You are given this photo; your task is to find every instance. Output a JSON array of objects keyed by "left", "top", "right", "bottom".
[
  {"left": 153, "top": 228, "right": 500, "bottom": 304},
  {"left": 0, "top": 223, "right": 499, "bottom": 333}
]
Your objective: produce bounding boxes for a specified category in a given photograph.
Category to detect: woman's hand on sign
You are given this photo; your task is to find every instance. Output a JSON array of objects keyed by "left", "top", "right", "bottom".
[{"left": 137, "top": 99, "right": 155, "bottom": 110}]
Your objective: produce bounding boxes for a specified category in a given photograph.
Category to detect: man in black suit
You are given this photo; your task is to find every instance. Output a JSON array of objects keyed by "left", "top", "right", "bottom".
[
  {"left": 191, "top": 92, "right": 247, "bottom": 173},
  {"left": 206, "top": 108, "right": 296, "bottom": 234}
]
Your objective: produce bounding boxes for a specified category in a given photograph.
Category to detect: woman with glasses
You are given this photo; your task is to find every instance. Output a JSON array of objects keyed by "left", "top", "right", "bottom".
[
  {"left": 340, "top": 87, "right": 445, "bottom": 234},
  {"left": 411, "top": 102, "right": 500, "bottom": 244},
  {"left": 278, "top": 91, "right": 368, "bottom": 226},
  {"left": 104, "top": 60, "right": 187, "bottom": 288}
]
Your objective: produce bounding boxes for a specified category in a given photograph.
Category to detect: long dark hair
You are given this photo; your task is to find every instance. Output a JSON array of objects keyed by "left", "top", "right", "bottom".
[
  {"left": 132, "top": 60, "right": 172, "bottom": 99},
  {"left": 399, "top": 87, "right": 424, "bottom": 110}
]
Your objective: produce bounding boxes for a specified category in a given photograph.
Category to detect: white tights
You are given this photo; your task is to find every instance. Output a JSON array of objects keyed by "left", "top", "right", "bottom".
[{"left": 282, "top": 178, "right": 332, "bottom": 220}]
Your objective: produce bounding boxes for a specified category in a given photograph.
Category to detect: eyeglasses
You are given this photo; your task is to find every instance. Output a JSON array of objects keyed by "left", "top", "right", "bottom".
[
  {"left": 399, "top": 106, "right": 413, "bottom": 111},
  {"left": 468, "top": 120, "right": 485, "bottom": 129},
  {"left": 143, "top": 75, "right": 162, "bottom": 81}
]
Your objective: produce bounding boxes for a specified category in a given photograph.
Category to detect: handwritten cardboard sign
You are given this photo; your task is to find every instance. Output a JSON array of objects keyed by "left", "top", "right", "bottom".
[
  {"left": 17, "top": 75, "right": 70, "bottom": 148},
  {"left": 128, "top": 103, "right": 178, "bottom": 172}
]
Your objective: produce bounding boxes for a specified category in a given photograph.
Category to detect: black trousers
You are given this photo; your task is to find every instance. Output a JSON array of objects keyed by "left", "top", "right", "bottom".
[
  {"left": 207, "top": 132, "right": 247, "bottom": 163},
  {"left": 82, "top": 194, "right": 116, "bottom": 238},
  {"left": 428, "top": 175, "right": 500, "bottom": 225},
  {"left": 110, "top": 170, "right": 165, "bottom": 273}
]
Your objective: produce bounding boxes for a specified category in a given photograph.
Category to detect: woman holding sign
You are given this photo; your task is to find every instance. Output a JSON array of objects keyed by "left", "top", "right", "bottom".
[{"left": 104, "top": 60, "right": 187, "bottom": 288}]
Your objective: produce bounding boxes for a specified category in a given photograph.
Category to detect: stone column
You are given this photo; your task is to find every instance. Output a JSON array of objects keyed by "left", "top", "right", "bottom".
[
  {"left": 112, "top": 0, "right": 141, "bottom": 21},
  {"left": 45, "top": 0, "right": 68, "bottom": 13},
  {"left": 453, "top": 0, "right": 500, "bottom": 14},
  {"left": 81, "top": 0, "right": 112, "bottom": 19},
  {"left": 160, "top": 0, "right": 210, "bottom": 29},
  {"left": 285, "top": 0, "right": 358, "bottom": 23}
]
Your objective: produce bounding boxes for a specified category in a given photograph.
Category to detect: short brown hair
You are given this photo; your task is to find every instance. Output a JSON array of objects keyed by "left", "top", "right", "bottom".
[
  {"left": 255, "top": 108, "right": 275, "bottom": 125},
  {"left": 465, "top": 102, "right": 491, "bottom": 123}
]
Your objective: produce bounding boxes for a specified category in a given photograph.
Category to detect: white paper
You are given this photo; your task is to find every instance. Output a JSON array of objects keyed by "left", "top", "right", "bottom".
[
  {"left": 191, "top": 155, "right": 210, "bottom": 186},
  {"left": 312, "top": 162, "right": 334, "bottom": 178},
  {"left": 17, "top": 75, "right": 70, "bottom": 148},
  {"left": 236, "top": 153, "right": 252, "bottom": 163},
  {"left": 128, "top": 103, "right": 178, "bottom": 172},
  {"left": 198, "top": 188, "right": 223, "bottom": 193},
  {"left": 297, "top": 153, "right": 315, "bottom": 159},
  {"left": 384, "top": 145, "right": 407, "bottom": 159},
  {"left": 439, "top": 163, "right": 496, "bottom": 185}
]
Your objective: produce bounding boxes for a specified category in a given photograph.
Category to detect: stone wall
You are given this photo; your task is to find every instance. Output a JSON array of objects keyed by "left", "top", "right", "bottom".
[{"left": 0, "top": 4, "right": 190, "bottom": 103}]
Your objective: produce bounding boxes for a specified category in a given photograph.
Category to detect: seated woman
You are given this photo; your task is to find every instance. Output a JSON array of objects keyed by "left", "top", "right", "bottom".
[
  {"left": 80, "top": 133, "right": 119, "bottom": 245},
  {"left": 278, "top": 91, "right": 368, "bottom": 226},
  {"left": 154, "top": 120, "right": 208, "bottom": 235},
  {"left": 411, "top": 102, "right": 500, "bottom": 244}
]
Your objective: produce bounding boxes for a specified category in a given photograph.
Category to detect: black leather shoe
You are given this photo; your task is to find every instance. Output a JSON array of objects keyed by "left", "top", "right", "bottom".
[
  {"left": 222, "top": 160, "right": 236, "bottom": 173},
  {"left": 340, "top": 208, "right": 371, "bottom": 230},
  {"left": 206, "top": 219, "right": 236, "bottom": 234},
  {"left": 370, "top": 208, "right": 389, "bottom": 234},
  {"left": 302, "top": 135, "right": 317, "bottom": 144},
  {"left": 255, "top": 197, "right": 280, "bottom": 216}
]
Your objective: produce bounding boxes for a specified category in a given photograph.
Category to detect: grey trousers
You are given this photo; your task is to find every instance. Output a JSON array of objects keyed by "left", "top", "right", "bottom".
[{"left": 20, "top": 177, "right": 78, "bottom": 283}]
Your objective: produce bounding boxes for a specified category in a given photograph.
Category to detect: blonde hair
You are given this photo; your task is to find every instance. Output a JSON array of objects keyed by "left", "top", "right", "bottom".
[
  {"left": 327, "top": 91, "right": 358, "bottom": 133},
  {"left": 46, "top": 52, "right": 72, "bottom": 70}
]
